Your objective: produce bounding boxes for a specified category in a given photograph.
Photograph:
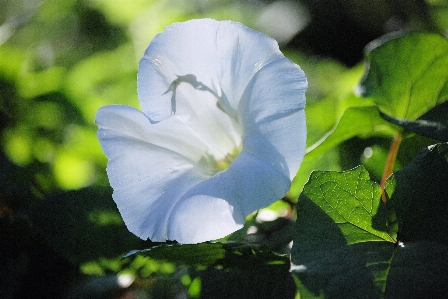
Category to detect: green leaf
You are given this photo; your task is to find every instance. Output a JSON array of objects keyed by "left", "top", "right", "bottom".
[
  {"left": 295, "top": 166, "right": 396, "bottom": 247},
  {"left": 128, "top": 241, "right": 295, "bottom": 299},
  {"left": 386, "top": 142, "right": 448, "bottom": 245},
  {"left": 380, "top": 101, "right": 448, "bottom": 141},
  {"left": 292, "top": 240, "right": 448, "bottom": 298},
  {"left": 125, "top": 242, "right": 226, "bottom": 266},
  {"left": 305, "top": 33, "right": 448, "bottom": 160},
  {"left": 360, "top": 32, "right": 448, "bottom": 120},
  {"left": 291, "top": 144, "right": 448, "bottom": 298},
  {"left": 125, "top": 241, "right": 289, "bottom": 267},
  {"left": 305, "top": 106, "right": 394, "bottom": 159},
  {"left": 291, "top": 166, "right": 397, "bottom": 297},
  {"left": 380, "top": 110, "right": 448, "bottom": 141}
]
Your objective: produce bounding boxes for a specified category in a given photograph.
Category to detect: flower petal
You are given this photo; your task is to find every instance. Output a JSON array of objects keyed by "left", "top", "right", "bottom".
[
  {"left": 96, "top": 105, "right": 214, "bottom": 241},
  {"left": 112, "top": 165, "right": 203, "bottom": 242},
  {"left": 97, "top": 105, "right": 203, "bottom": 165},
  {"left": 138, "top": 19, "right": 242, "bottom": 154},
  {"left": 96, "top": 105, "right": 284, "bottom": 243},
  {"left": 167, "top": 151, "right": 291, "bottom": 244},
  {"left": 138, "top": 19, "right": 221, "bottom": 123},
  {"left": 138, "top": 19, "right": 286, "bottom": 121},
  {"left": 215, "top": 21, "right": 285, "bottom": 117},
  {"left": 239, "top": 56, "right": 307, "bottom": 179}
]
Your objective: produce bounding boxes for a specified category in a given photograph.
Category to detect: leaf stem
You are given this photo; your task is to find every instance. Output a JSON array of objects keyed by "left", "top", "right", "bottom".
[{"left": 381, "top": 132, "right": 403, "bottom": 203}]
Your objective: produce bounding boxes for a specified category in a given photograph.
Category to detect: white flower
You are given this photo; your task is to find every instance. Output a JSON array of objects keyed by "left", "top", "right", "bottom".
[{"left": 95, "top": 19, "right": 307, "bottom": 244}]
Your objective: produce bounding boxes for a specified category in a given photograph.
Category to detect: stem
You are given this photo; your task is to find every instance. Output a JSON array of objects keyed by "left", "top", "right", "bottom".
[
  {"left": 281, "top": 196, "right": 295, "bottom": 219},
  {"left": 381, "top": 132, "right": 403, "bottom": 203}
]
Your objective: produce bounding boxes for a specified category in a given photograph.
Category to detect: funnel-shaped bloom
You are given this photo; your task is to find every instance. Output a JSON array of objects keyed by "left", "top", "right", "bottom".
[{"left": 96, "top": 19, "right": 307, "bottom": 244}]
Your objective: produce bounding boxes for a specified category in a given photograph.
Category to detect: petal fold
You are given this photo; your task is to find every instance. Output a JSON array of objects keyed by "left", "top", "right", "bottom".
[
  {"left": 96, "top": 105, "right": 208, "bottom": 241},
  {"left": 239, "top": 57, "right": 307, "bottom": 179},
  {"left": 168, "top": 151, "right": 291, "bottom": 243}
]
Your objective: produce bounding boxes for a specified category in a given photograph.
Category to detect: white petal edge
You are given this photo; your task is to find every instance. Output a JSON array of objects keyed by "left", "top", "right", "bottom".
[{"left": 167, "top": 151, "right": 291, "bottom": 243}]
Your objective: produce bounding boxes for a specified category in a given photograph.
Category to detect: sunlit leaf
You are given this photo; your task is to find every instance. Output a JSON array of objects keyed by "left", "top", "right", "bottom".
[
  {"left": 0, "top": 45, "right": 26, "bottom": 80},
  {"left": 125, "top": 243, "right": 226, "bottom": 267},
  {"left": 52, "top": 150, "right": 96, "bottom": 189},
  {"left": 290, "top": 145, "right": 341, "bottom": 199},
  {"left": 18, "top": 67, "right": 65, "bottom": 98},
  {"left": 2, "top": 128, "right": 33, "bottom": 166},
  {"left": 64, "top": 44, "right": 138, "bottom": 121},
  {"left": 305, "top": 105, "right": 395, "bottom": 159},
  {"left": 291, "top": 166, "right": 395, "bottom": 297},
  {"left": 360, "top": 32, "right": 448, "bottom": 120},
  {"left": 295, "top": 166, "right": 396, "bottom": 246},
  {"left": 125, "top": 241, "right": 288, "bottom": 268},
  {"left": 305, "top": 33, "right": 448, "bottom": 160}
]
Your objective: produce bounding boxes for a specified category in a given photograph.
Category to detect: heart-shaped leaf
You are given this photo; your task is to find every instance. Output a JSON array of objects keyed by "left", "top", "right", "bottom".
[
  {"left": 292, "top": 144, "right": 448, "bottom": 298},
  {"left": 360, "top": 32, "right": 448, "bottom": 120}
]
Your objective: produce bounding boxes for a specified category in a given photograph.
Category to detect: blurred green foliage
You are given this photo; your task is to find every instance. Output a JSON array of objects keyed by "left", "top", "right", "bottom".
[{"left": 1, "top": 0, "right": 447, "bottom": 298}]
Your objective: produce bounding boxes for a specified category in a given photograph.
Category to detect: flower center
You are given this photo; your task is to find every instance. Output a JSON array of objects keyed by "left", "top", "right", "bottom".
[
  {"left": 215, "top": 147, "right": 240, "bottom": 172},
  {"left": 197, "top": 145, "right": 242, "bottom": 177}
]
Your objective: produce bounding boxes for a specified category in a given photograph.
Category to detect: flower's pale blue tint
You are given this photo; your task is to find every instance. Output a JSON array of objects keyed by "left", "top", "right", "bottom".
[{"left": 95, "top": 19, "right": 307, "bottom": 244}]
